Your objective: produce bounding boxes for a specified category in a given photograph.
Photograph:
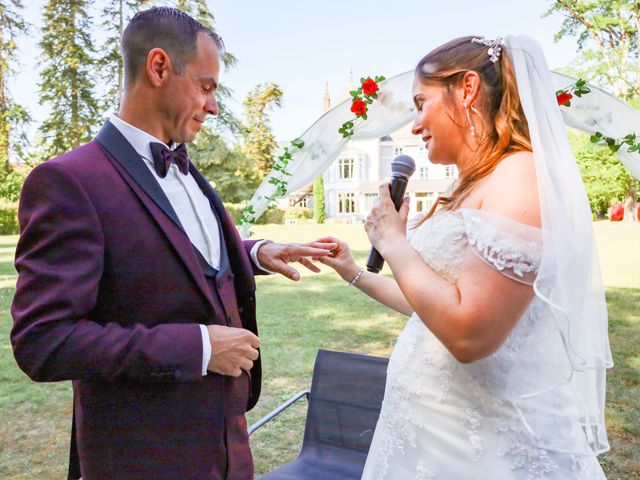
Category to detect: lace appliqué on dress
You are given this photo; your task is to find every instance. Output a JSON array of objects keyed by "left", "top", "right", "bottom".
[{"left": 461, "top": 209, "right": 542, "bottom": 285}]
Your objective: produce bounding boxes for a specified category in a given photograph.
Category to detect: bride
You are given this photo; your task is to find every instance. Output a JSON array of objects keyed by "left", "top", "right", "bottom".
[{"left": 316, "top": 35, "right": 612, "bottom": 479}]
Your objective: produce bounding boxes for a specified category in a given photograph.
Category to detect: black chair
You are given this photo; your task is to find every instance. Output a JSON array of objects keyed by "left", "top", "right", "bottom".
[{"left": 249, "top": 349, "right": 389, "bottom": 480}]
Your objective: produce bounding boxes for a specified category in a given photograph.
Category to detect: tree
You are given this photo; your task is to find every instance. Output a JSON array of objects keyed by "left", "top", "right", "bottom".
[
  {"left": 188, "top": 125, "right": 257, "bottom": 203},
  {"left": 242, "top": 83, "right": 283, "bottom": 179},
  {"left": 0, "top": 0, "right": 30, "bottom": 170},
  {"left": 313, "top": 176, "right": 325, "bottom": 224},
  {"left": 570, "top": 132, "right": 639, "bottom": 218},
  {"left": 545, "top": 0, "right": 639, "bottom": 100},
  {"left": 98, "top": 0, "right": 151, "bottom": 113},
  {"left": 38, "top": 0, "right": 100, "bottom": 160}
]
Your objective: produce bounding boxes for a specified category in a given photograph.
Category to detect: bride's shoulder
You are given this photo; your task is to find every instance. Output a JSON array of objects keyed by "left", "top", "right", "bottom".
[{"left": 478, "top": 151, "right": 541, "bottom": 228}]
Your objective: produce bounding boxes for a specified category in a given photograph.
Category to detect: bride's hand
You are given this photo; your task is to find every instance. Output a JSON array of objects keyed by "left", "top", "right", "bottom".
[
  {"left": 313, "top": 236, "right": 360, "bottom": 282},
  {"left": 365, "top": 183, "right": 410, "bottom": 255}
]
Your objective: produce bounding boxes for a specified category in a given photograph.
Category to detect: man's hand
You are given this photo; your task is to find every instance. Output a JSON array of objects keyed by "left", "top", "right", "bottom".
[
  {"left": 207, "top": 325, "right": 260, "bottom": 377},
  {"left": 257, "top": 241, "right": 337, "bottom": 281}
]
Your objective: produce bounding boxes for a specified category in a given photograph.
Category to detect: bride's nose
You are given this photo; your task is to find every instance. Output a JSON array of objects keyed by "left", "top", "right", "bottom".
[{"left": 411, "top": 118, "right": 422, "bottom": 136}]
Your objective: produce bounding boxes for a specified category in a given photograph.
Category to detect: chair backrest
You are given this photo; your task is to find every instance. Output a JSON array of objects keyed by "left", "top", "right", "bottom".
[{"left": 300, "top": 349, "right": 388, "bottom": 456}]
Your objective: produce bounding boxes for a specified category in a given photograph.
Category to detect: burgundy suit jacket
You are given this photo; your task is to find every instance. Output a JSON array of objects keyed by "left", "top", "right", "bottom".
[{"left": 11, "top": 121, "right": 264, "bottom": 479}]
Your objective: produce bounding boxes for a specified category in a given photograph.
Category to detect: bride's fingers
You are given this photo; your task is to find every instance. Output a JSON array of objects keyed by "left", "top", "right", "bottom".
[{"left": 316, "top": 256, "right": 336, "bottom": 267}]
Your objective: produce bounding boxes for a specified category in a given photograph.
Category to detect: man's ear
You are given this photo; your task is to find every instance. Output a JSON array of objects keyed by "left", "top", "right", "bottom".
[
  {"left": 461, "top": 71, "right": 481, "bottom": 109},
  {"left": 146, "top": 48, "right": 172, "bottom": 87}
]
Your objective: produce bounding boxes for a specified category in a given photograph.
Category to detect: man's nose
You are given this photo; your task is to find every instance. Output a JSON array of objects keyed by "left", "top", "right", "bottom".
[{"left": 205, "top": 95, "right": 218, "bottom": 116}]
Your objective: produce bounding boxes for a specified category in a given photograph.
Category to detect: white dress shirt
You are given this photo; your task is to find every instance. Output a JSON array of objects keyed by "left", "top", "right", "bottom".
[{"left": 109, "top": 114, "right": 270, "bottom": 375}]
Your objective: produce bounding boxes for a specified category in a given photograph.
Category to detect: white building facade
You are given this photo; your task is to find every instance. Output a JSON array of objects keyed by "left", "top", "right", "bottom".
[{"left": 322, "top": 122, "right": 457, "bottom": 221}]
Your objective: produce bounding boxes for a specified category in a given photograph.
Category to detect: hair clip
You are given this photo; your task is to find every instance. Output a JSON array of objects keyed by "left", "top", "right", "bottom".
[{"left": 471, "top": 37, "right": 504, "bottom": 63}]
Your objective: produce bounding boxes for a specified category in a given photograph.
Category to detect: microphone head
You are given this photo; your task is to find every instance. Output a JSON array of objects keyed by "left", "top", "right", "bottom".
[{"left": 391, "top": 155, "right": 416, "bottom": 179}]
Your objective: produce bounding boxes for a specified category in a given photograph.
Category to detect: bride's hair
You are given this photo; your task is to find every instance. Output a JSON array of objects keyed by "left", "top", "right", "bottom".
[{"left": 415, "top": 36, "right": 531, "bottom": 221}]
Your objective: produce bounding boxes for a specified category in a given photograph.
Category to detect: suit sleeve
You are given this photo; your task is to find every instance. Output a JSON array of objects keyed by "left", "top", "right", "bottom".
[{"left": 10, "top": 161, "right": 203, "bottom": 383}]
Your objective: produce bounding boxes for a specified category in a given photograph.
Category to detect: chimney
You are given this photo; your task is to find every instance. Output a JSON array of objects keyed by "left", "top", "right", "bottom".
[{"left": 322, "top": 81, "right": 331, "bottom": 112}]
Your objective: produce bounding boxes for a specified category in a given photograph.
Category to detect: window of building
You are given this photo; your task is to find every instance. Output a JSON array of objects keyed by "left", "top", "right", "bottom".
[
  {"left": 415, "top": 192, "right": 435, "bottom": 213},
  {"left": 445, "top": 165, "right": 457, "bottom": 178},
  {"left": 364, "top": 193, "right": 377, "bottom": 211},
  {"left": 338, "top": 192, "right": 356, "bottom": 214},
  {"left": 418, "top": 166, "right": 429, "bottom": 179},
  {"left": 338, "top": 157, "right": 355, "bottom": 179}
]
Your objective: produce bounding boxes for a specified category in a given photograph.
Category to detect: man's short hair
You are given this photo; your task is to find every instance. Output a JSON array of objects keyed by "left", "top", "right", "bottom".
[{"left": 122, "top": 6, "right": 224, "bottom": 84}]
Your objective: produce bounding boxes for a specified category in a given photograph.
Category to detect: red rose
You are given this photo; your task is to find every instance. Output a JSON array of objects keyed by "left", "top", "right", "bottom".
[
  {"left": 362, "top": 78, "right": 379, "bottom": 95},
  {"left": 351, "top": 99, "right": 367, "bottom": 116},
  {"left": 556, "top": 92, "right": 573, "bottom": 106}
]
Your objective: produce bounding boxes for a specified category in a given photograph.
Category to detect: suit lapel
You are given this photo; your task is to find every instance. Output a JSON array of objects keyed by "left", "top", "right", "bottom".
[
  {"left": 96, "top": 121, "right": 184, "bottom": 232},
  {"left": 95, "top": 121, "right": 216, "bottom": 309}
]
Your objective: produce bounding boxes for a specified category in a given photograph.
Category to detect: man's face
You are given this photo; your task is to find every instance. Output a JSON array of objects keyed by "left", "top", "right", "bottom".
[{"left": 160, "top": 32, "right": 220, "bottom": 144}]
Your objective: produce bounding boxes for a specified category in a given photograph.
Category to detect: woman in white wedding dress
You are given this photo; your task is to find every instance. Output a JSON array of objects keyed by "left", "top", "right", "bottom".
[{"left": 317, "top": 35, "right": 612, "bottom": 479}]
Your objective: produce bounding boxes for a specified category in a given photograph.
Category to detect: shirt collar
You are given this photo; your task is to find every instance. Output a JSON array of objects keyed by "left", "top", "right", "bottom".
[{"left": 109, "top": 113, "right": 173, "bottom": 162}]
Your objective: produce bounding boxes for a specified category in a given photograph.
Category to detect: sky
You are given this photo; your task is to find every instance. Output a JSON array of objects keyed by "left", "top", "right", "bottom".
[{"left": 10, "top": 0, "right": 578, "bottom": 143}]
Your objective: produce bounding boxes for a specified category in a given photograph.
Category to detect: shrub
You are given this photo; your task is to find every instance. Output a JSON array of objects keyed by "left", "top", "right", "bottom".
[
  {"left": 223, "top": 203, "right": 285, "bottom": 225},
  {"left": 313, "top": 177, "right": 325, "bottom": 224},
  {"left": 258, "top": 208, "right": 285, "bottom": 225},
  {"left": 0, "top": 200, "right": 19, "bottom": 234},
  {"left": 223, "top": 203, "right": 245, "bottom": 224},
  {"left": 0, "top": 168, "right": 26, "bottom": 202},
  {"left": 284, "top": 207, "right": 313, "bottom": 221}
]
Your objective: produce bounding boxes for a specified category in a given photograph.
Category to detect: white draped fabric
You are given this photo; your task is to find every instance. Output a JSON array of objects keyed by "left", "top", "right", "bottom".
[{"left": 240, "top": 68, "right": 640, "bottom": 239}]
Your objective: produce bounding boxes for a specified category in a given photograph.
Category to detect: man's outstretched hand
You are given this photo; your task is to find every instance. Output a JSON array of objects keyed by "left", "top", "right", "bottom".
[{"left": 257, "top": 241, "right": 337, "bottom": 281}]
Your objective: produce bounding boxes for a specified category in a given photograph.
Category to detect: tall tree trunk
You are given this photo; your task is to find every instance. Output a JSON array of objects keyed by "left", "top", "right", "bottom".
[
  {"left": 117, "top": 0, "right": 123, "bottom": 104},
  {"left": 0, "top": 18, "right": 9, "bottom": 169}
]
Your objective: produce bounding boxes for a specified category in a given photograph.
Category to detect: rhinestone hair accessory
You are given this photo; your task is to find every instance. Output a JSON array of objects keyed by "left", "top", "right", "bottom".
[{"left": 471, "top": 37, "right": 504, "bottom": 63}]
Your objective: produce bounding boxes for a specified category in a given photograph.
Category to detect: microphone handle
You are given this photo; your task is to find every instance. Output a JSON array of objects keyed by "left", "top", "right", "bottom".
[{"left": 366, "top": 176, "right": 409, "bottom": 273}]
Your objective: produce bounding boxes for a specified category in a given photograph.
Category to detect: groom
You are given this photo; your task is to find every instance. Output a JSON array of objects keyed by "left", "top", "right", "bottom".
[{"left": 10, "top": 7, "right": 332, "bottom": 480}]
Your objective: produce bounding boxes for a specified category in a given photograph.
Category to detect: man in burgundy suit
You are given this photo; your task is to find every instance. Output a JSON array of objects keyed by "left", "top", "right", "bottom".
[{"left": 10, "top": 7, "right": 333, "bottom": 480}]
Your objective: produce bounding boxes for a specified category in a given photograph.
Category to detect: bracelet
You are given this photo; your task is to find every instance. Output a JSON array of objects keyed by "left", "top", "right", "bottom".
[{"left": 348, "top": 267, "right": 364, "bottom": 287}]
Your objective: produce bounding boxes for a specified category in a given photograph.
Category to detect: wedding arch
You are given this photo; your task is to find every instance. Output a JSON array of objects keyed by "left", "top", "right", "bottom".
[{"left": 239, "top": 70, "right": 640, "bottom": 237}]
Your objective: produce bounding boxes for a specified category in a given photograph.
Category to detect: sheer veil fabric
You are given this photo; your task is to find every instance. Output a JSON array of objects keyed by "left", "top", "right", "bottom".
[{"left": 505, "top": 35, "right": 612, "bottom": 454}]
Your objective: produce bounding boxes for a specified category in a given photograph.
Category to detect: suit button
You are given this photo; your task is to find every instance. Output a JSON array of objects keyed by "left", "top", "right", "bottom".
[
  {"left": 227, "top": 314, "right": 233, "bottom": 324},
  {"left": 173, "top": 369, "right": 182, "bottom": 379}
]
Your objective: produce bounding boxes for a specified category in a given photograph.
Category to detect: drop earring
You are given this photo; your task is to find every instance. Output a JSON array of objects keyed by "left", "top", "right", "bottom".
[{"left": 465, "top": 106, "right": 476, "bottom": 137}]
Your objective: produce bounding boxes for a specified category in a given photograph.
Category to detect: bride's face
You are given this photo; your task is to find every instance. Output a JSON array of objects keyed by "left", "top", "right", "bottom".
[{"left": 411, "top": 77, "right": 466, "bottom": 166}]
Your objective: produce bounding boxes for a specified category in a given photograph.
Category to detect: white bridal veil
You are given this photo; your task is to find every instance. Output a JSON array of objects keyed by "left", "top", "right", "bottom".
[
  {"left": 244, "top": 34, "right": 640, "bottom": 456},
  {"left": 505, "top": 35, "right": 613, "bottom": 454}
]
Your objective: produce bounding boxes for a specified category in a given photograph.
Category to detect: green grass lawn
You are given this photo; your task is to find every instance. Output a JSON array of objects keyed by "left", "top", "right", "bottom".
[{"left": 0, "top": 222, "right": 638, "bottom": 479}]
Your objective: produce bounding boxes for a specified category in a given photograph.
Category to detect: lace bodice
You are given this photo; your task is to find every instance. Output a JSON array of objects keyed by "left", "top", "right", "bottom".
[{"left": 361, "top": 209, "right": 605, "bottom": 480}]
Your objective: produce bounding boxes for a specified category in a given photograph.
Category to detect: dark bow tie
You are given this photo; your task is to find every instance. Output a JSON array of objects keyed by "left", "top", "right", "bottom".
[{"left": 150, "top": 142, "right": 190, "bottom": 178}]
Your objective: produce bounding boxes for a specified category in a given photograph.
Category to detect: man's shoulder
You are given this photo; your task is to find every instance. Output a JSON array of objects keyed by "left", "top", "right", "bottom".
[
  {"left": 44, "top": 139, "right": 107, "bottom": 169},
  {"left": 25, "top": 140, "right": 120, "bottom": 199},
  {"left": 30, "top": 140, "right": 115, "bottom": 183}
]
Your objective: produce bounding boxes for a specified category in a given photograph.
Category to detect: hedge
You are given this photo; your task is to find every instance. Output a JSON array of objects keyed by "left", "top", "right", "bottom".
[{"left": 0, "top": 201, "right": 19, "bottom": 235}]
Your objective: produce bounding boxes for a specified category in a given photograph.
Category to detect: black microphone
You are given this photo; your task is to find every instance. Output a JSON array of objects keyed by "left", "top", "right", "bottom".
[{"left": 366, "top": 155, "right": 416, "bottom": 273}]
